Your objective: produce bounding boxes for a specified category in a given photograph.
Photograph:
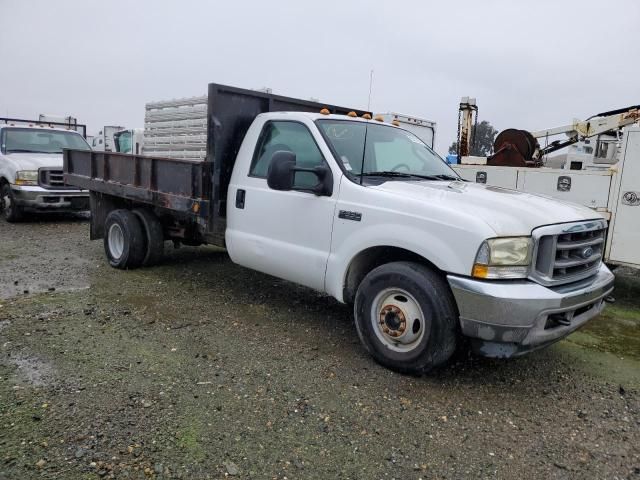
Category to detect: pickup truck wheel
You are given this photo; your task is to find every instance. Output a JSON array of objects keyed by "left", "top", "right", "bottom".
[
  {"left": 104, "top": 209, "right": 146, "bottom": 269},
  {"left": 354, "top": 261, "right": 458, "bottom": 374},
  {"left": 133, "top": 208, "right": 164, "bottom": 266},
  {"left": 1, "top": 183, "right": 23, "bottom": 222}
]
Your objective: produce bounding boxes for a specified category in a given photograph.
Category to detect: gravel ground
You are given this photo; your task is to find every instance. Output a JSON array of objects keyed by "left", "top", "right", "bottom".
[{"left": 0, "top": 216, "right": 639, "bottom": 480}]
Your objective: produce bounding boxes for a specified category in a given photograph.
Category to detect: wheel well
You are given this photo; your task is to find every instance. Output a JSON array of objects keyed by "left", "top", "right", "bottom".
[{"left": 343, "top": 246, "right": 442, "bottom": 304}]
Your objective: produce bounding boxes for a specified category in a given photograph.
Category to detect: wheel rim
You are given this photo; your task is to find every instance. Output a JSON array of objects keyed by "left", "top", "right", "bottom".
[
  {"left": 108, "top": 223, "right": 125, "bottom": 259},
  {"left": 370, "top": 288, "right": 426, "bottom": 353}
]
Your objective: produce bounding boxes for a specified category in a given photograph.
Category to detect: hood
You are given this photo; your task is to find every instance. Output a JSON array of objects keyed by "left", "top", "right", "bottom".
[
  {"left": 372, "top": 180, "right": 602, "bottom": 236},
  {"left": 3, "top": 152, "right": 63, "bottom": 171}
]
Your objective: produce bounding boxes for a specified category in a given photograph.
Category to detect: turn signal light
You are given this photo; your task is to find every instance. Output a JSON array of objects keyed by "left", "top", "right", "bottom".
[{"left": 472, "top": 264, "right": 488, "bottom": 278}]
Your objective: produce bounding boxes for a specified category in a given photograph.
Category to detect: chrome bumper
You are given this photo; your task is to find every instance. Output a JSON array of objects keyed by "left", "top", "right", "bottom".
[
  {"left": 11, "top": 185, "right": 89, "bottom": 211},
  {"left": 447, "top": 264, "right": 615, "bottom": 358}
]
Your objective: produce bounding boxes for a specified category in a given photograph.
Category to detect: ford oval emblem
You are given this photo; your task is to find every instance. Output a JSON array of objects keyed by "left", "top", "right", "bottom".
[{"left": 581, "top": 246, "right": 594, "bottom": 259}]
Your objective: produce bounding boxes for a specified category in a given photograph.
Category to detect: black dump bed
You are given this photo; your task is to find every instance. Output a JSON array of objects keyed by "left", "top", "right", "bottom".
[{"left": 64, "top": 83, "right": 370, "bottom": 246}]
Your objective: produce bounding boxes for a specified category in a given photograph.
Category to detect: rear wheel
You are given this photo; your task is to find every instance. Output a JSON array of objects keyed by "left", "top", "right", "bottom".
[
  {"left": 1, "top": 183, "right": 23, "bottom": 222},
  {"left": 104, "top": 209, "right": 146, "bottom": 269},
  {"left": 354, "top": 261, "right": 458, "bottom": 374},
  {"left": 133, "top": 208, "right": 164, "bottom": 266}
]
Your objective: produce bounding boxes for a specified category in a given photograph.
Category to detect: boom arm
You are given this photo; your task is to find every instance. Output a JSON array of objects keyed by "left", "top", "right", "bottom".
[{"left": 533, "top": 106, "right": 640, "bottom": 158}]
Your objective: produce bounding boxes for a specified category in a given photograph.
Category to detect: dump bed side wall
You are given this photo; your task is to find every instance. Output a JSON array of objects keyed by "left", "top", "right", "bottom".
[{"left": 64, "top": 149, "right": 212, "bottom": 240}]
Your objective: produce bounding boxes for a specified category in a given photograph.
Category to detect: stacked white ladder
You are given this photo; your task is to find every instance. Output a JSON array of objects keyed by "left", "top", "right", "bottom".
[{"left": 143, "top": 96, "right": 207, "bottom": 161}]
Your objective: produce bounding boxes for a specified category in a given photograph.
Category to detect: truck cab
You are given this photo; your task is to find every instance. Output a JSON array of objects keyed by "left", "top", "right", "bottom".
[
  {"left": 227, "top": 112, "right": 614, "bottom": 361},
  {"left": 113, "top": 128, "right": 144, "bottom": 154},
  {"left": 0, "top": 119, "right": 91, "bottom": 221}
]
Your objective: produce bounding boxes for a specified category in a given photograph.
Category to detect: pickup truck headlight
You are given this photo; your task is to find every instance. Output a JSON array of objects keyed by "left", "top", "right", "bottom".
[
  {"left": 472, "top": 237, "right": 532, "bottom": 279},
  {"left": 14, "top": 170, "right": 39, "bottom": 186}
]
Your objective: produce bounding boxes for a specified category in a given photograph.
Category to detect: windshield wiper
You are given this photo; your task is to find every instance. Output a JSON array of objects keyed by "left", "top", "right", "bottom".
[
  {"left": 433, "top": 174, "right": 461, "bottom": 181},
  {"left": 359, "top": 171, "right": 455, "bottom": 181},
  {"left": 7, "top": 148, "right": 55, "bottom": 153}
]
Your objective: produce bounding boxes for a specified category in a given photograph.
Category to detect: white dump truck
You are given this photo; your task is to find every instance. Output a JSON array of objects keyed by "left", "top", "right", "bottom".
[{"left": 64, "top": 83, "right": 614, "bottom": 374}]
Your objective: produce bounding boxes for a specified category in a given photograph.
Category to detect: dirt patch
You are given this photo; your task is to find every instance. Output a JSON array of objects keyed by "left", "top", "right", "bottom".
[
  {"left": 0, "top": 214, "right": 92, "bottom": 299},
  {"left": 0, "top": 216, "right": 639, "bottom": 479}
]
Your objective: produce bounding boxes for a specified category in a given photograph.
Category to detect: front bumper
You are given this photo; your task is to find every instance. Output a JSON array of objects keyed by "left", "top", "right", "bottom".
[
  {"left": 447, "top": 264, "right": 615, "bottom": 358},
  {"left": 11, "top": 185, "right": 89, "bottom": 212}
]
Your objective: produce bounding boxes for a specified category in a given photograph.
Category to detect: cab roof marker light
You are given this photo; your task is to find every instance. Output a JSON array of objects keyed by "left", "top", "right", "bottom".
[
  {"left": 392, "top": 120, "right": 400, "bottom": 127},
  {"left": 347, "top": 111, "right": 357, "bottom": 117},
  {"left": 374, "top": 115, "right": 384, "bottom": 122},
  {"left": 362, "top": 113, "right": 372, "bottom": 120},
  {"left": 320, "top": 108, "right": 330, "bottom": 115}
]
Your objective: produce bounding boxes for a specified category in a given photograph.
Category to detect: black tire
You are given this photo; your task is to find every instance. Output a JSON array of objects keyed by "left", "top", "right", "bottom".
[
  {"left": 133, "top": 208, "right": 164, "bottom": 266},
  {"left": 103, "top": 209, "right": 146, "bottom": 269},
  {"left": 1, "top": 183, "right": 24, "bottom": 222},
  {"left": 354, "top": 261, "right": 458, "bottom": 374}
]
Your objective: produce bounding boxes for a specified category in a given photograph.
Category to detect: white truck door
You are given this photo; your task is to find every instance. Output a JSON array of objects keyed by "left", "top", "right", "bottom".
[
  {"left": 608, "top": 128, "right": 640, "bottom": 267},
  {"left": 226, "top": 120, "right": 337, "bottom": 291}
]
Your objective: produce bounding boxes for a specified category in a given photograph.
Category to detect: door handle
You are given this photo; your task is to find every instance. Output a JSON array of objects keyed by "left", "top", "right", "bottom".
[{"left": 235, "top": 189, "right": 246, "bottom": 209}]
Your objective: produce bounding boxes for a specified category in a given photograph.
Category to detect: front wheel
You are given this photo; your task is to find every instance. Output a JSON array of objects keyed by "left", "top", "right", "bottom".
[
  {"left": 354, "top": 261, "right": 458, "bottom": 374},
  {"left": 1, "top": 183, "right": 23, "bottom": 222}
]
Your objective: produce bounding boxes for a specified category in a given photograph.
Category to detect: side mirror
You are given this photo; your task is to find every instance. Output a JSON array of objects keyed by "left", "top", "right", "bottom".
[
  {"left": 267, "top": 151, "right": 296, "bottom": 191},
  {"left": 267, "top": 150, "right": 333, "bottom": 196}
]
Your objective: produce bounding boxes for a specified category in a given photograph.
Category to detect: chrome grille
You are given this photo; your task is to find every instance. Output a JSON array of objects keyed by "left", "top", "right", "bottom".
[
  {"left": 39, "top": 168, "right": 68, "bottom": 189},
  {"left": 531, "top": 219, "right": 607, "bottom": 286}
]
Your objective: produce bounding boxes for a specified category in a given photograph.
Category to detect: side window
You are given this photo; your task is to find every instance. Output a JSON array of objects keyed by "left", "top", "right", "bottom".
[{"left": 250, "top": 121, "right": 326, "bottom": 189}]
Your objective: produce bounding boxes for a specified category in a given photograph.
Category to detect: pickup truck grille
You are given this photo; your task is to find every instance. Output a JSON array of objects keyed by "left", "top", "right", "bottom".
[
  {"left": 39, "top": 168, "right": 69, "bottom": 189},
  {"left": 531, "top": 220, "right": 607, "bottom": 286}
]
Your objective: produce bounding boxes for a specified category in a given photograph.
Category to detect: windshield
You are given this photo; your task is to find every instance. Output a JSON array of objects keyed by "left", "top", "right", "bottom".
[
  {"left": 317, "top": 120, "right": 457, "bottom": 180},
  {"left": 114, "top": 130, "right": 132, "bottom": 153},
  {"left": 2, "top": 128, "right": 91, "bottom": 154}
]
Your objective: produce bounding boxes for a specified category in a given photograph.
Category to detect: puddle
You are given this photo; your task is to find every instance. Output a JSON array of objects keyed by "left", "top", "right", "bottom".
[{"left": 5, "top": 353, "right": 54, "bottom": 387}]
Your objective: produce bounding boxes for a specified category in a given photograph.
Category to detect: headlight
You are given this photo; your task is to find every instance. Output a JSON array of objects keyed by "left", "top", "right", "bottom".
[
  {"left": 15, "top": 170, "right": 38, "bottom": 186},
  {"left": 472, "top": 237, "right": 532, "bottom": 279}
]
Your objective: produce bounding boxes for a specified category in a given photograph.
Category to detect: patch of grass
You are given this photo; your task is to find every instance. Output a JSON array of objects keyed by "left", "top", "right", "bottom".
[
  {"left": 0, "top": 252, "right": 19, "bottom": 262},
  {"left": 572, "top": 305, "right": 640, "bottom": 360},
  {"left": 600, "top": 304, "right": 640, "bottom": 322},
  {"left": 176, "top": 424, "right": 205, "bottom": 461}
]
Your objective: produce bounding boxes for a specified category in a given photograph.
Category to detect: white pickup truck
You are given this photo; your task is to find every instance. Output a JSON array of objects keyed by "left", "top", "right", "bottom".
[
  {"left": 0, "top": 118, "right": 91, "bottom": 221},
  {"left": 64, "top": 84, "right": 615, "bottom": 374}
]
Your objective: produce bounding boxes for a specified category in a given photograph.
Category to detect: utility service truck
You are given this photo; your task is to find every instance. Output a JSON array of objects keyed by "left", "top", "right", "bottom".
[
  {"left": 64, "top": 83, "right": 614, "bottom": 374},
  {"left": 1, "top": 117, "right": 91, "bottom": 221},
  {"left": 452, "top": 100, "right": 640, "bottom": 271}
]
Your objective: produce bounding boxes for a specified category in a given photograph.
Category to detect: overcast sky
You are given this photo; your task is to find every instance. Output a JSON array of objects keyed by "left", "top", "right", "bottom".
[{"left": 1, "top": 0, "right": 638, "bottom": 155}]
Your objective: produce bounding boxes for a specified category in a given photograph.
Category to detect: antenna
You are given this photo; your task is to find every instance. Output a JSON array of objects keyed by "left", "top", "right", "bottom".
[{"left": 367, "top": 69, "right": 374, "bottom": 111}]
